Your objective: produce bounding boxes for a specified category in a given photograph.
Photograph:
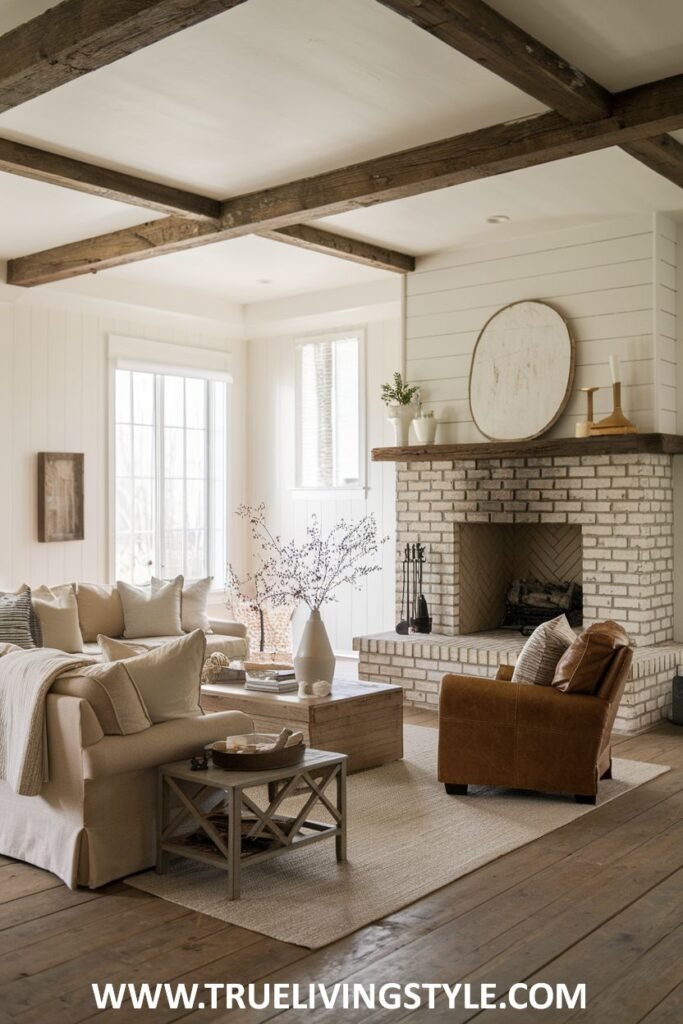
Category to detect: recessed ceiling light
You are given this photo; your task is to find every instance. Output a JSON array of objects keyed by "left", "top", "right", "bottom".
[
  {"left": 257, "top": 278, "right": 273, "bottom": 285},
  {"left": 486, "top": 214, "right": 510, "bottom": 224}
]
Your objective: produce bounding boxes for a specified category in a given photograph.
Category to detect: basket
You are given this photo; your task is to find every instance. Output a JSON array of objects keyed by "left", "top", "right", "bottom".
[{"left": 208, "top": 734, "right": 305, "bottom": 772}]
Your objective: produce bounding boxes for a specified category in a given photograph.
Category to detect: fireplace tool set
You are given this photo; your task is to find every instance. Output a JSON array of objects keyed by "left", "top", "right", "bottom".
[{"left": 396, "top": 541, "right": 432, "bottom": 634}]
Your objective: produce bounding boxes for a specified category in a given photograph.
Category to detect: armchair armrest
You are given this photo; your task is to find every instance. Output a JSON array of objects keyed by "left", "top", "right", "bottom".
[
  {"left": 209, "top": 617, "right": 247, "bottom": 639},
  {"left": 496, "top": 664, "right": 515, "bottom": 681}
]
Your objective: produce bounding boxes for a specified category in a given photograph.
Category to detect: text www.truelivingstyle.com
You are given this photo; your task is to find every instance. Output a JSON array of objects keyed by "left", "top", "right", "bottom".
[{"left": 91, "top": 981, "right": 587, "bottom": 1012}]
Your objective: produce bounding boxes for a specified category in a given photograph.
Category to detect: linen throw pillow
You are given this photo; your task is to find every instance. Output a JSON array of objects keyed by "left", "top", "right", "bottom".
[
  {"left": 117, "top": 576, "right": 184, "bottom": 639},
  {"left": 552, "top": 620, "right": 630, "bottom": 695},
  {"left": 0, "top": 586, "right": 41, "bottom": 649},
  {"left": 52, "top": 662, "right": 152, "bottom": 735},
  {"left": 75, "top": 583, "right": 125, "bottom": 642},
  {"left": 151, "top": 575, "right": 212, "bottom": 633},
  {"left": 97, "top": 634, "right": 148, "bottom": 661},
  {"left": 117, "top": 629, "right": 206, "bottom": 723},
  {"left": 511, "top": 614, "right": 576, "bottom": 686},
  {"left": 32, "top": 584, "right": 84, "bottom": 653}
]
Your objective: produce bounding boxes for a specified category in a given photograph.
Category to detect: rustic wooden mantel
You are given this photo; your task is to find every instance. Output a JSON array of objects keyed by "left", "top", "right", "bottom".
[{"left": 372, "top": 432, "right": 683, "bottom": 463}]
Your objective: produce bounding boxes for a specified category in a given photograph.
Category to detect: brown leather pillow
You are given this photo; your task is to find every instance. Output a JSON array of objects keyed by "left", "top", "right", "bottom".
[{"left": 552, "top": 620, "right": 629, "bottom": 695}]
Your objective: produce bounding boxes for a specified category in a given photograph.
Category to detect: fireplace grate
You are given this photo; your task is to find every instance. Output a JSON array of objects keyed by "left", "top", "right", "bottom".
[{"left": 502, "top": 579, "right": 583, "bottom": 636}]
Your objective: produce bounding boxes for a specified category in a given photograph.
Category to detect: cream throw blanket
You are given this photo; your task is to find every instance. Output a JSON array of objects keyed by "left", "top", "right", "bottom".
[{"left": 0, "top": 644, "right": 94, "bottom": 796}]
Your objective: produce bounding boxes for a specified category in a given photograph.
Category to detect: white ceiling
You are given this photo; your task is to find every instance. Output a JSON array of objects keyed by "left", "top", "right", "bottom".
[{"left": 0, "top": 0, "right": 682, "bottom": 310}]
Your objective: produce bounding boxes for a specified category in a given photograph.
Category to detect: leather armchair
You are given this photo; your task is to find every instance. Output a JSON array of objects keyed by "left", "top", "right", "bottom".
[{"left": 438, "top": 646, "right": 633, "bottom": 804}]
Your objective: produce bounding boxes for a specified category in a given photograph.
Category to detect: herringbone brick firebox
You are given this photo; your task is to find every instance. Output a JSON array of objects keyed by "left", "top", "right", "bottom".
[{"left": 355, "top": 450, "right": 682, "bottom": 734}]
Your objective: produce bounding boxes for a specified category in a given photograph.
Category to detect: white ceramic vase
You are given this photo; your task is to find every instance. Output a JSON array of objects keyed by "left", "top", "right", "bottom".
[
  {"left": 413, "top": 415, "right": 437, "bottom": 445},
  {"left": 388, "top": 404, "right": 415, "bottom": 446},
  {"left": 294, "top": 608, "right": 336, "bottom": 685}
]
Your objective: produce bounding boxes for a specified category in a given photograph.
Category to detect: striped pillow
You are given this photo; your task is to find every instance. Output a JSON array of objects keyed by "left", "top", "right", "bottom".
[
  {"left": 0, "top": 586, "right": 42, "bottom": 649},
  {"left": 511, "top": 614, "right": 576, "bottom": 686}
]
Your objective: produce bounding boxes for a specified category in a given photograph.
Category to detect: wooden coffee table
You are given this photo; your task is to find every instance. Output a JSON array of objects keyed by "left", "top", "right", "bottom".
[{"left": 201, "top": 679, "right": 403, "bottom": 773}]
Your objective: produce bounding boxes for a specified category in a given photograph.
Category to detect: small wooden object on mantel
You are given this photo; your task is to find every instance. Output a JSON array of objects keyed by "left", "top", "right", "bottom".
[{"left": 589, "top": 356, "right": 638, "bottom": 437}]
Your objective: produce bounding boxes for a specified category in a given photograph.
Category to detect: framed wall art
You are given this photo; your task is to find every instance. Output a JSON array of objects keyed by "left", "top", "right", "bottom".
[{"left": 37, "top": 452, "right": 84, "bottom": 542}]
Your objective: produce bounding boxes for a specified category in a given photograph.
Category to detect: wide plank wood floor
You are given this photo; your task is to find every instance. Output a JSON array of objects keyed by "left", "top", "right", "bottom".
[{"left": 0, "top": 714, "right": 682, "bottom": 1023}]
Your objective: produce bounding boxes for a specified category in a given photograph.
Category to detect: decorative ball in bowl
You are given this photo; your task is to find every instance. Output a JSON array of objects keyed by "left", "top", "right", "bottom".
[{"left": 209, "top": 733, "right": 305, "bottom": 771}]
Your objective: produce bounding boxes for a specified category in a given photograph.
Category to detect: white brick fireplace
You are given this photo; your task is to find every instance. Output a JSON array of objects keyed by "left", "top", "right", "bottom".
[{"left": 355, "top": 439, "right": 683, "bottom": 734}]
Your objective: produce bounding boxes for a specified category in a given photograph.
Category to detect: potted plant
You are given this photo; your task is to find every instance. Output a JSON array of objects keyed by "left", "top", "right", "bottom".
[
  {"left": 414, "top": 406, "right": 437, "bottom": 445},
  {"left": 381, "top": 371, "right": 420, "bottom": 446},
  {"left": 236, "top": 505, "right": 387, "bottom": 685}
]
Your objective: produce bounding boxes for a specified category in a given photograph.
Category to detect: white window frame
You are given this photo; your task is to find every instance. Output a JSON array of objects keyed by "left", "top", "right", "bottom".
[
  {"left": 107, "top": 336, "right": 232, "bottom": 586},
  {"left": 293, "top": 328, "right": 366, "bottom": 499}
]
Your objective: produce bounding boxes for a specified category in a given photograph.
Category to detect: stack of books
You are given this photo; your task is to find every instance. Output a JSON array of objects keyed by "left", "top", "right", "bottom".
[{"left": 245, "top": 669, "right": 298, "bottom": 694}]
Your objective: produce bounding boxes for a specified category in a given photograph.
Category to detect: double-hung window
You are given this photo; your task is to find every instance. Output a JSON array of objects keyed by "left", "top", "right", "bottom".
[
  {"left": 295, "top": 331, "right": 364, "bottom": 491},
  {"left": 114, "top": 367, "right": 228, "bottom": 584}
]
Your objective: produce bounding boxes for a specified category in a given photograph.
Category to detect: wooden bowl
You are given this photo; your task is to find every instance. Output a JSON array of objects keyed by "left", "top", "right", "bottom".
[{"left": 208, "top": 735, "right": 305, "bottom": 772}]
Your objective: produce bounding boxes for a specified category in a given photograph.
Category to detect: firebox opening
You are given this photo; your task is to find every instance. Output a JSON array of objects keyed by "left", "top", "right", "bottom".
[{"left": 458, "top": 523, "right": 583, "bottom": 634}]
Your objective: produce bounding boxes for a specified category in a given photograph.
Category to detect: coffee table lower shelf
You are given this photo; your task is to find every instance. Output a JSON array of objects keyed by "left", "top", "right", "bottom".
[{"left": 157, "top": 750, "right": 347, "bottom": 900}]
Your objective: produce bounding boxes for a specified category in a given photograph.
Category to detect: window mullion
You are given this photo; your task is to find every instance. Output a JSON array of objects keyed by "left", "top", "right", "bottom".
[
  {"left": 156, "top": 376, "right": 165, "bottom": 578},
  {"left": 205, "top": 379, "right": 212, "bottom": 579}
]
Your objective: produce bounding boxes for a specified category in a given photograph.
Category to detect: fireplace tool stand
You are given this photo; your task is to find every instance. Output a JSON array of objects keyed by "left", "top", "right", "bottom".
[{"left": 396, "top": 541, "right": 432, "bottom": 634}]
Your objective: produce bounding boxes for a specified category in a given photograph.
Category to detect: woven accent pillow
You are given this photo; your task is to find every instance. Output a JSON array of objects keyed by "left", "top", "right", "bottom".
[
  {"left": 511, "top": 614, "right": 576, "bottom": 686},
  {"left": 0, "top": 586, "right": 41, "bottom": 649},
  {"left": 151, "top": 575, "right": 212, "bottom": 633},
  {"left": 117, "top": 576, "right": 184, "bottom": 639}
]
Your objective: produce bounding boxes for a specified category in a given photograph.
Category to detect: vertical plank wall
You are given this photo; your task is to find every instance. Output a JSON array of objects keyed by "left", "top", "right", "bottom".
[
  {"left": 406, "top": 214, "right": 675, "bottom": 442},
  {"left": 653, "top": 214, "right": 678, "bottom": 432},
  {"left": 0, "top": 298, "right": 246, "bottom": 593},
  {"left": 247, "top": 317, "right": 400, "bottom": 655}
]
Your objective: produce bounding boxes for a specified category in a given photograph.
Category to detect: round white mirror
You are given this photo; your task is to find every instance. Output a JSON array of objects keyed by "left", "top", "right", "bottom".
[{"left": 469, "top": 300, "right": 575, "bottom": 441}]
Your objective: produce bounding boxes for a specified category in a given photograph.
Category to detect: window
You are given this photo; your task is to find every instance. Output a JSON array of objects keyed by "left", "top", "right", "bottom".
[
  {"left": 296, "top": 332, "right": 363, "bottom": 490},
  {"left": 114, "top": 368, "right": 227, "bottom": 585}
]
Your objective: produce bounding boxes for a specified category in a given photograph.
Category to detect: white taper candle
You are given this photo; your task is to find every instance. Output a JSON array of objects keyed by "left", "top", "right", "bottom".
[{"left": 609, "top": 354, "right": 621, "bottom": 383}]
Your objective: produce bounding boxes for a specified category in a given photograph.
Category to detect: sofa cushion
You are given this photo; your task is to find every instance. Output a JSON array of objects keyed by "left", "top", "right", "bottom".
[
  {"left": 0, "top": 586, "right": 41, "bottom": 649},
  {"left": 552, "top": 621, "right": 630, "bottom": 695},
  {"left": 81, "top": 709, "right": 253, "bottom": 780},
  {"left": 98, "top": 635, "right": 148, "bottom": 660},
  {"left": 152, "top": 576, "right": 212, "bottom": 633},
  {"left": 86, "top": 632, "right": 247, "bottom": 662},
  {"left": 52, "top": 662, "right": 151, "bottom": 735},
  {"left": 511, "top": 614, "right": 576, "bottom": 686},
  {"left": 75, "top": 583, "right": 125, "bottom": 643},
  {"left": 115, "top": 629, "right": 206, "bottom": 723},
  {"left": 118, "top": 576, "right": 184, "bottom": 639},
  {"left": 32, "top": 584, "right": 84, "bottom": 653}
]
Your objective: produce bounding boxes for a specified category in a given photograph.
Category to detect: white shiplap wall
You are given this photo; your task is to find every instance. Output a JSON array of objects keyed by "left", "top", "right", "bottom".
[
  {"left": 0, "top": 295, "right": 247, "bottom": 593},
  {"left": 246, "top": 302, "right": 400, "bottom": 655},
  {"left": 653, "top": 214, "right": 678, "bottom": 433},
  {"left": 407, "top": 214, "right": 674, "bottom": 442}
]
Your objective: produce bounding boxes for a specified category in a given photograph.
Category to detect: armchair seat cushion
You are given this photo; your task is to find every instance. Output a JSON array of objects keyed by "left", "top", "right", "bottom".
[{"left": 82, "top": 709, "right": 253, "bottom": 779}]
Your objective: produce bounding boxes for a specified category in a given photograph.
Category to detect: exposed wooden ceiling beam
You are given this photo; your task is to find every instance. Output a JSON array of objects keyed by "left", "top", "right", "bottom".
[
  {"left": 620, "top": 134, "right": 683, "bottom": 188},
  {"left": 9, "top": 72, "right": 683, "bottom": 286},
  {"left": 259, "top": 225, "right": 416, "bottom": 273},
  {"left": 0, "top": 0, "right": 248, "bottom": 114},
  {"left": 375, "top": 0, "right": 612, "bottom": 122},
  {"left": 0, "top": 137, "right": 221, "bottom": 220},
  {"left": 377, "top": 0, "right": 683, "bottom": 188}
]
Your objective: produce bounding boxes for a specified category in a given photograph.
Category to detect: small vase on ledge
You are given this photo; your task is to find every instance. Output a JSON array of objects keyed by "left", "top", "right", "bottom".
[
  {"left": 387, "top": 404, "right": 415, "bottom": 446},
  {"left": 294, "top": 608, "right": 336, "bottom": 685}
]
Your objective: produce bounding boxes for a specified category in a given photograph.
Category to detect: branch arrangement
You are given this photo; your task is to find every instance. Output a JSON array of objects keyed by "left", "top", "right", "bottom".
[{"left": 228, "top": 504, "right": 388, "bottom": 613}]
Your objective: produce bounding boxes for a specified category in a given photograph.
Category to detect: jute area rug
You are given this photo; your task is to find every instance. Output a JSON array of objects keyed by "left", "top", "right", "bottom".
[{"left": 125, "top": 724, "right": 667, "bottom": 948}]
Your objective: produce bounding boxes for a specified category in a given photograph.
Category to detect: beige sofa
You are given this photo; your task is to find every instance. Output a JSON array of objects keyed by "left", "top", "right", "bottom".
[{"left": 0, "top": 672, "right": 253, "bottom": 889}]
